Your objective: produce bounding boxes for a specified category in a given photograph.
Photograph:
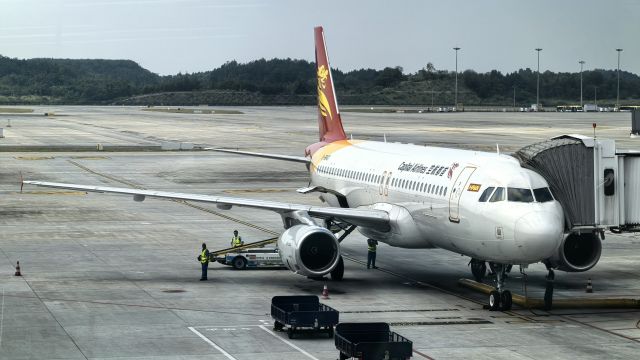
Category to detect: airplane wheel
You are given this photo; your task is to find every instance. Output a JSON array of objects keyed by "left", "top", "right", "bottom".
[
  {"left": 327, "top": 326, "right": 334, "bottom": 338},
  {"left": 274, "top": 321, "right": 284, "bottom": 331},
  {"left": 232, "top": 256, "right": 247, "bottom": 270},
  {"left": 501, "top": 290, "right": 513, "bottom": 311},
  {"left": 489, "top": 291, "right": 500, "bottom": 311},
  {"left": 287, "top": 327, "right": 295, "bottom": 339},
  {"left": 330, "top": 256, "right": 344, "bottom": 281}
]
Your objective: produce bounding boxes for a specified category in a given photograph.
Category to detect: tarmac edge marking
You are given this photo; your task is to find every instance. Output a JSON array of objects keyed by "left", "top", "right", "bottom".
[
  {"left": 258, "top": 325, "right": 319, "bottom": 360},
  {"left": 188, "top": 326, "right": 238, "bottom": 360}
]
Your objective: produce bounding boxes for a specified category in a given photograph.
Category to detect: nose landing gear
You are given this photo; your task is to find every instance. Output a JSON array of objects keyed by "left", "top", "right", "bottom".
[{"left": 488, "top": 263, "right": 512, "bottom": 311}]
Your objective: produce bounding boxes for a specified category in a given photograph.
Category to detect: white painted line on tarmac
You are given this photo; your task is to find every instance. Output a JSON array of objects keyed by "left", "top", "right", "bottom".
[
  {"left": 188, "top": 326, "right": 237, "bottom": 360},
  {"left": 258, "top": 325, "right": 319, "bottom": 360},
  {"left": 0, "top": 288, "right": 4, "bottom": 348}
]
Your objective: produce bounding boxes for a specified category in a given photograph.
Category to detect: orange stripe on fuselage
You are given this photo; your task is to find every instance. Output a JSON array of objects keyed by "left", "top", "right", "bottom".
[{"left": 310, "top": 140, "right": 364, "bottom": 172}]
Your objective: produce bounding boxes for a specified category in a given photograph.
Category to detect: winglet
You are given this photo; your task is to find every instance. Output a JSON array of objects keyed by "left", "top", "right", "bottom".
[{"left": 315, "top": 26, "right": 347, "bottom": 143}]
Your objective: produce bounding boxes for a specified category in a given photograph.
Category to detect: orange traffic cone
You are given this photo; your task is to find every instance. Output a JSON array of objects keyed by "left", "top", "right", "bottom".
[
  {"left": 585, "top": 278, "right": 593, "bottom": 293},
  {"left": 14, "top": 261, "right": 21, "bottom": 276},
  {"left": 321, "top": 283, "right": 329, "bottom": 299}
]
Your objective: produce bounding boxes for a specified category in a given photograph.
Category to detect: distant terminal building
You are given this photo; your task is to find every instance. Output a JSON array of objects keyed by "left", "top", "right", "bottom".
[{"left": 556, "top": 105, "right": 583, "bottom": 112}]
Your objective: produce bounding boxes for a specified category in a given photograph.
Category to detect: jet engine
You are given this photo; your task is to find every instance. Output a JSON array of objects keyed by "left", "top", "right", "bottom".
[
  {"left": 277, "top": 225, "right": 340, "bottom": 277},
  {"left": 546, "top": 232, "right": 602, "bottom": 272}
]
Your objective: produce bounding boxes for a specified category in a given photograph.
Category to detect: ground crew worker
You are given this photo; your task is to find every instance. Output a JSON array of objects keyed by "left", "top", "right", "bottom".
[
  {"left": 543, "top": 269, "right": 555, "bottom": 310},
  {"left": 367, "top": 238, "right": 378, "bottom": 269},
  {"left": 231, "top": 230, "right": 244, "bottom": 248},
  {"left": 198, "top": 242, "right": 210, "bottom": 281}
]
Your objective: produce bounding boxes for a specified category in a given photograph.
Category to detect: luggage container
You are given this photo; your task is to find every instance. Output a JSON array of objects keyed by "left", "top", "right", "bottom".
[
  {"left": 334, "top": 322, "right": 413, "bottom": 360},
  {"left": 271, "top": 295, "right": 339, "bottom": 339}
]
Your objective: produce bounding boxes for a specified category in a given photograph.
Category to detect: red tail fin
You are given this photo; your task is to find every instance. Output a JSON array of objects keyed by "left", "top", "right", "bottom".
[{"left": 315, "top": 26, "right": 347, "bottom": 143}]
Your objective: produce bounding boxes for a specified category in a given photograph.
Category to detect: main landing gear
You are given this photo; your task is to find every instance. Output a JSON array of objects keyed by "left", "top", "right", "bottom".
[
  {"left": 488, "top": 263, "right": 512, "bottom": 311},
  {"left": 469, "top": 258, "right": 486, "bottom": 282}
]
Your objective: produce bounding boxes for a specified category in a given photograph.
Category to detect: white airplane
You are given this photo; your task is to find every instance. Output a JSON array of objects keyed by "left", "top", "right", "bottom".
[{"left": 26, "top": 27, "right": 590, "bottom": 311}]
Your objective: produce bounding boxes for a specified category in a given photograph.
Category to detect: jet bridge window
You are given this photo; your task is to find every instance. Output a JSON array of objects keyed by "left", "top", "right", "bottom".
[
  {"left": 507, "top": 188, "right": 534, "bottom": 203},
  {"left": 533, "top": 187, "right": 554, "bottom": 202},
  {"left": 478, "top": 187, "right": 495, "bottom": 202},
  {"left": 489, "top": 187, "right": 505, "bottom": 202}
]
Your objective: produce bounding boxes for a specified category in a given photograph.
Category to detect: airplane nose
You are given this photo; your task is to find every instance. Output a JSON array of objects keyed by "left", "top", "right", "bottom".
[{"left": 514, "top": 211, "right": 563, "bottom": 259}]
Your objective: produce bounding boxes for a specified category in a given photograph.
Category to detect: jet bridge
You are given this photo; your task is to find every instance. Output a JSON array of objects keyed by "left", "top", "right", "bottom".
[{"left": 514, "top": 134, "right": 640, "bottom": 234}]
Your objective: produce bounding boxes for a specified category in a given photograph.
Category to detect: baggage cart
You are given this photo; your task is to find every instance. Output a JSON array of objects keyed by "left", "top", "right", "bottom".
[
  {"left": 334, "top": 322, "right": 412, "bottom": 360},
  {"left": 271, "top": 295, "right": 339, "bottom": 339}
]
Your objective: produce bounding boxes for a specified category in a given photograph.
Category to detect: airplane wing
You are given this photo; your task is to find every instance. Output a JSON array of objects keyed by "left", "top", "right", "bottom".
[
  {"left": 210, "top": 148, "right": 311, "bottom": 164},
  {"left": 23, "top": 180, "right": 389, "bottom": 231}
]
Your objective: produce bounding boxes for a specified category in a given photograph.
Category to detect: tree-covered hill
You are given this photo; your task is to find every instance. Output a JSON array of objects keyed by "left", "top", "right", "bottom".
[
  {"left": 0, "top": 56, "right": 160, "bottom": 103},
  {"left": 0, "top": 55, "right": 638, "bottom": 106}
]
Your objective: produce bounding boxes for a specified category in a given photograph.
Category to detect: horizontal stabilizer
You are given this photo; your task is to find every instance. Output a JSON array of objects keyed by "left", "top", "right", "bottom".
[{"left": 211, "top": 148, "right": 310, "bottom": 164}]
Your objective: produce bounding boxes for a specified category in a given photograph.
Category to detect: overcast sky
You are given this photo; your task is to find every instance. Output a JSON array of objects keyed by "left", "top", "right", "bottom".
[{"left": 1, "top": 0, "right": 638, "bottom": 76}]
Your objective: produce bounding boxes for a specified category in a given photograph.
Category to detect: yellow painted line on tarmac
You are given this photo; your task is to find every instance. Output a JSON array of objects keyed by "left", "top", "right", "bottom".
[
  {"left": 15, "top": 156, "right": 55, "bottom": 160},
  {"left": 19, "top": 190, "right": 86, "bottom": 196},
  {"left": 458, "top": 278, "right": 640, "bottom": 309},
  {"left": 70, "top": 156, "right": 110, "bottom": 160},
  {"left": 223, "top": 189, "right": 288, "bottom": 194}
]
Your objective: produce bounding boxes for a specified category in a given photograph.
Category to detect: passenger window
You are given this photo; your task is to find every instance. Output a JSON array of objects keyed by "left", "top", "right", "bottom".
[
  {"left": 489, "top": 187, "right": 505, "bottom": 202},
  {"left": 478, "top": 187, "right": 495, "bottom": 202},
  {"left": 533, "top": 187, "right": 554, "bottom": 202},
  {"left": 443, "top": 187, "right": 447, "bottom": 196},
  {"left": 507, "top": 188, "right": 534, "bottom": 202}
]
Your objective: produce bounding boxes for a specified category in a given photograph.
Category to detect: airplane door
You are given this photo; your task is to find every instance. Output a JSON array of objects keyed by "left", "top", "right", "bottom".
[
  {"left": 449, "top": 166, "right": 476, "bottom": 223},
  {"left": 378, "top": 171, "right": 388, "bottom": 196},
  {"left": 384, "top": 172, "right": 392, "bottom": 196}
]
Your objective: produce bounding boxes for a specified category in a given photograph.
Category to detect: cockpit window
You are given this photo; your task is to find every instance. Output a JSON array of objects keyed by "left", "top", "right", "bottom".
[
  {"left": 507, "top": 188, "right": 534, "bottom": 202},
  {"left": 533, "top": 187, "right": 554, "bottom": 202},
  {"left": 478, "top": 187, "right": 495, "bottom": 202},
  {"left": 489, "top": 187, "right": 505, "bottom": 202}
]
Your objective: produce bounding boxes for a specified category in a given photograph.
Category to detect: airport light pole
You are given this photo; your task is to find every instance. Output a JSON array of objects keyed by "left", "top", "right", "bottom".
[
  {"left": 616, "top": 48, "right": 623, "bottom": 110},
  {"left": 453, "top": 47, "right": 460, "bottom": 110},
  {"left": 579, "top": 60, "right": 585, "bottom": 107},
  {"left": 535, "top": 48, "right": 542, "bottom": 111}
]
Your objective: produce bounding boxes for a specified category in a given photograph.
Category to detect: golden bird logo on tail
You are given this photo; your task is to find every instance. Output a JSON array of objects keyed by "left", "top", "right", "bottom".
[{"left": 317, "top": 65, "right": 332, "bottom": 121}]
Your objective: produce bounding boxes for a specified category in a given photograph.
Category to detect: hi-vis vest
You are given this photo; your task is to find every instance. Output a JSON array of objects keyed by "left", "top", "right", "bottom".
[
  {"left": 200, "top": 249, "right": 209, "bottom": 264},
  {"left": 367, "top": 240, "right": 377, "bottom": 252},
  {"left": 231, "top": 235, "right": 242, "bottom": 247}
]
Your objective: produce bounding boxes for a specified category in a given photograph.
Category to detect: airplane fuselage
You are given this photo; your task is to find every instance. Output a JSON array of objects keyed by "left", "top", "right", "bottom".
[{"left": 309, "top": 140, "right": 565, "bottom": 265}]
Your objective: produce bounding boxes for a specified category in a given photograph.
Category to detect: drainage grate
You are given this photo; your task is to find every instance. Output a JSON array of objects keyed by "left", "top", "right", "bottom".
[
  {"left": 162, "top": 289, "right": 186, "bottom": 293},
  {"left": 389, "top": 319, "right": 492, "bottom": 326}
]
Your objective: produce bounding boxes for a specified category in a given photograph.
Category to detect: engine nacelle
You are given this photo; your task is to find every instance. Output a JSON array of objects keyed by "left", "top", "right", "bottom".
[
  {"left": 546, "top": 232, "right": 602, "bottom": 272},
  {"left": 277, "top": 225, "right": 340, "bottom": 277}
]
